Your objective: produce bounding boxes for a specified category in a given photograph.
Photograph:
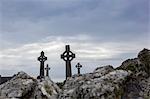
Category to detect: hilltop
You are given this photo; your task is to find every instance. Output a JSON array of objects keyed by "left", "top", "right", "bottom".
[{"left": 0, "top": 48, "right": 149, "bottom": 99}]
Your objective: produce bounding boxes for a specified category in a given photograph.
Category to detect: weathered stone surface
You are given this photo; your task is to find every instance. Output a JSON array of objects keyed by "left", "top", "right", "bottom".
[
  {"left": 58, "top": 49, "right": 150, "bottom": 99},
  {"left": 0, "top": 72, "right": 61, "bottom": 99},
  {"left": 93, "top": 65, "right": 114, "bottom": 78},
  {"left": 31, "top": 77, "right": 61, "bottom": 99},
  {"left": 58, "top": 66, "right": 130, "bottom": 99},
  {"left": 118, "top": 48, "right": 150, "bottom": 99},
  {"left": 0, "top": 71, "right": 36, "bottom": 98},
  {"left": 138, "top": 48, "right": 150, "bottom": 76}
]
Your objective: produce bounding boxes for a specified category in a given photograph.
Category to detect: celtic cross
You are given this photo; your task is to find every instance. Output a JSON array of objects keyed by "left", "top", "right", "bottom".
[
  {"left": 76, "top": 63, "right": 82, "bottom": 75},
  {"left": 61, "top": 45, "right": 75, "bottom": 79},
  {"left": 38, "top": 51, "right": 47, "bottom": 78}
]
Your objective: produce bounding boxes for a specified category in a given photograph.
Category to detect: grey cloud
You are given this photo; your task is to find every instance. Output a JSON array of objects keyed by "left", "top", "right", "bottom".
[
  {"left": 1, "top": 0, "right": 148, "bottom": 39},
  {"left": 0, "top": 0, "right": 149, "bottom": 81}
]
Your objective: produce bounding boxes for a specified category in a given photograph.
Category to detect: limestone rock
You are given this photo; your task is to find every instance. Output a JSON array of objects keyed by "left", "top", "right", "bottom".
[
  {"left": 93, "top": 65, "right": 114, "bottom": 78},
  {"left": 0, "top": 48, "right": 149, "bottom": 99},
  {"left": 118, "top": 48, "right": 150, "bottom": 99},
  {"left": 58, "top": 66, "right": 131, "bottom": 99},
  {"left": 0, "top": 72, "right": 61, "bottom": 99},
  {"left": 31, "top": 77, "right": 61, "bottom": 99},
  {"left": 0, "top": 71, "right": 36, "bottom": 98},
  {"left": 138, "top": 48, "right": 150, "bottom": 76},
  {"left": 59, "top": 48, "right": 150, "bottom": 99}
]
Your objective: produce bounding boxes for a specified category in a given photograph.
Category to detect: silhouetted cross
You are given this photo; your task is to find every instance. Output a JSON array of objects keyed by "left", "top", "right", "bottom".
[
  {"left": 45, "top": 64, "right": 50, "bottom": 77},
  {"left": 61, "top": 45, "right": 75, "bottom": 79},
  {"left": 38, "top": 51, "right": 47, "bottom": 78},
  {"left": 76, "top": 63, "right": 82, "bottom": 75}
]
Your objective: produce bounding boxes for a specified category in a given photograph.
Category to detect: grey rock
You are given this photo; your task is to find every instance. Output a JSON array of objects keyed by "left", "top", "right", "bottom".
[
  {"left": 0, "top": 48, "right": 149, "bottom": 99},
  {"left": 0, "top": 72, "right": 61, "bottom": 99},
  {"left": 119, "top": 48, "right": 150, "bottom": 99},
  {"left": 58, "top": 66, "right": 131, "bottom": 99}
]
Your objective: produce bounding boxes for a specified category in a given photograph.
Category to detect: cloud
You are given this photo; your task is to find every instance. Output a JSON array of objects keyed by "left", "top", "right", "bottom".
[
  {"left": 0, "top": 0, "right": 149, "bottom": 81},
  {"left": 1, "top": 0, "right": 149, "bottom": 44}
]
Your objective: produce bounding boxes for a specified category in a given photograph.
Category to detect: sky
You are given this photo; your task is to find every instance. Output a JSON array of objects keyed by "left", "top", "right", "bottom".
[{"left": 0, "top": 0, "right": 149, "bottom": 82}]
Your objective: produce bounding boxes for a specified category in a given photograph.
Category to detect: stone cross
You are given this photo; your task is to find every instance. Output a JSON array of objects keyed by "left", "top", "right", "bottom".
[
  {"left": 61, "top": 45, "right": 75, "bottom": 79},
  {"left": 45, "top": 64, "right": 50, "bottom": 77},
  {"left": 38, "top": 51, "right": 47, "bottom": 78},
  {"left": 76, "top": 63, "right": 82, "bottom": 75}
]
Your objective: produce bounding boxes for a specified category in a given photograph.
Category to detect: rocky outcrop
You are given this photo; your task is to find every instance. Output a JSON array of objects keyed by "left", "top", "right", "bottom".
[
  {"left": 58, "top": 66, "right": 131, "bottom": 99},
  {"left": 118, "top": 48, "right": 150, "bottom": 99},
  {"left": 0, "top": 48, "right": 149, "bottom": 99},
  {"left": 32, "top": 77, "right": 61, "bottom": 99},
  {"left": 138, "top": 48, "right": 150, "bottom": 76},
  {"left": 0, "top": 71, "right": 61, "bottom": 99},
  {"left": 59, "top": 48, "right": 150, "bottom": 99},
  {"left": 0, "top": 71, "right": 36, "bottom": 98}
]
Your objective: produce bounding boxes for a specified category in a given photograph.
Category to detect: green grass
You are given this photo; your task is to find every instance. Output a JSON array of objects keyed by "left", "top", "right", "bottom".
[{"left": 44, "top": 84, "right": 53, "bottom": 95}]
